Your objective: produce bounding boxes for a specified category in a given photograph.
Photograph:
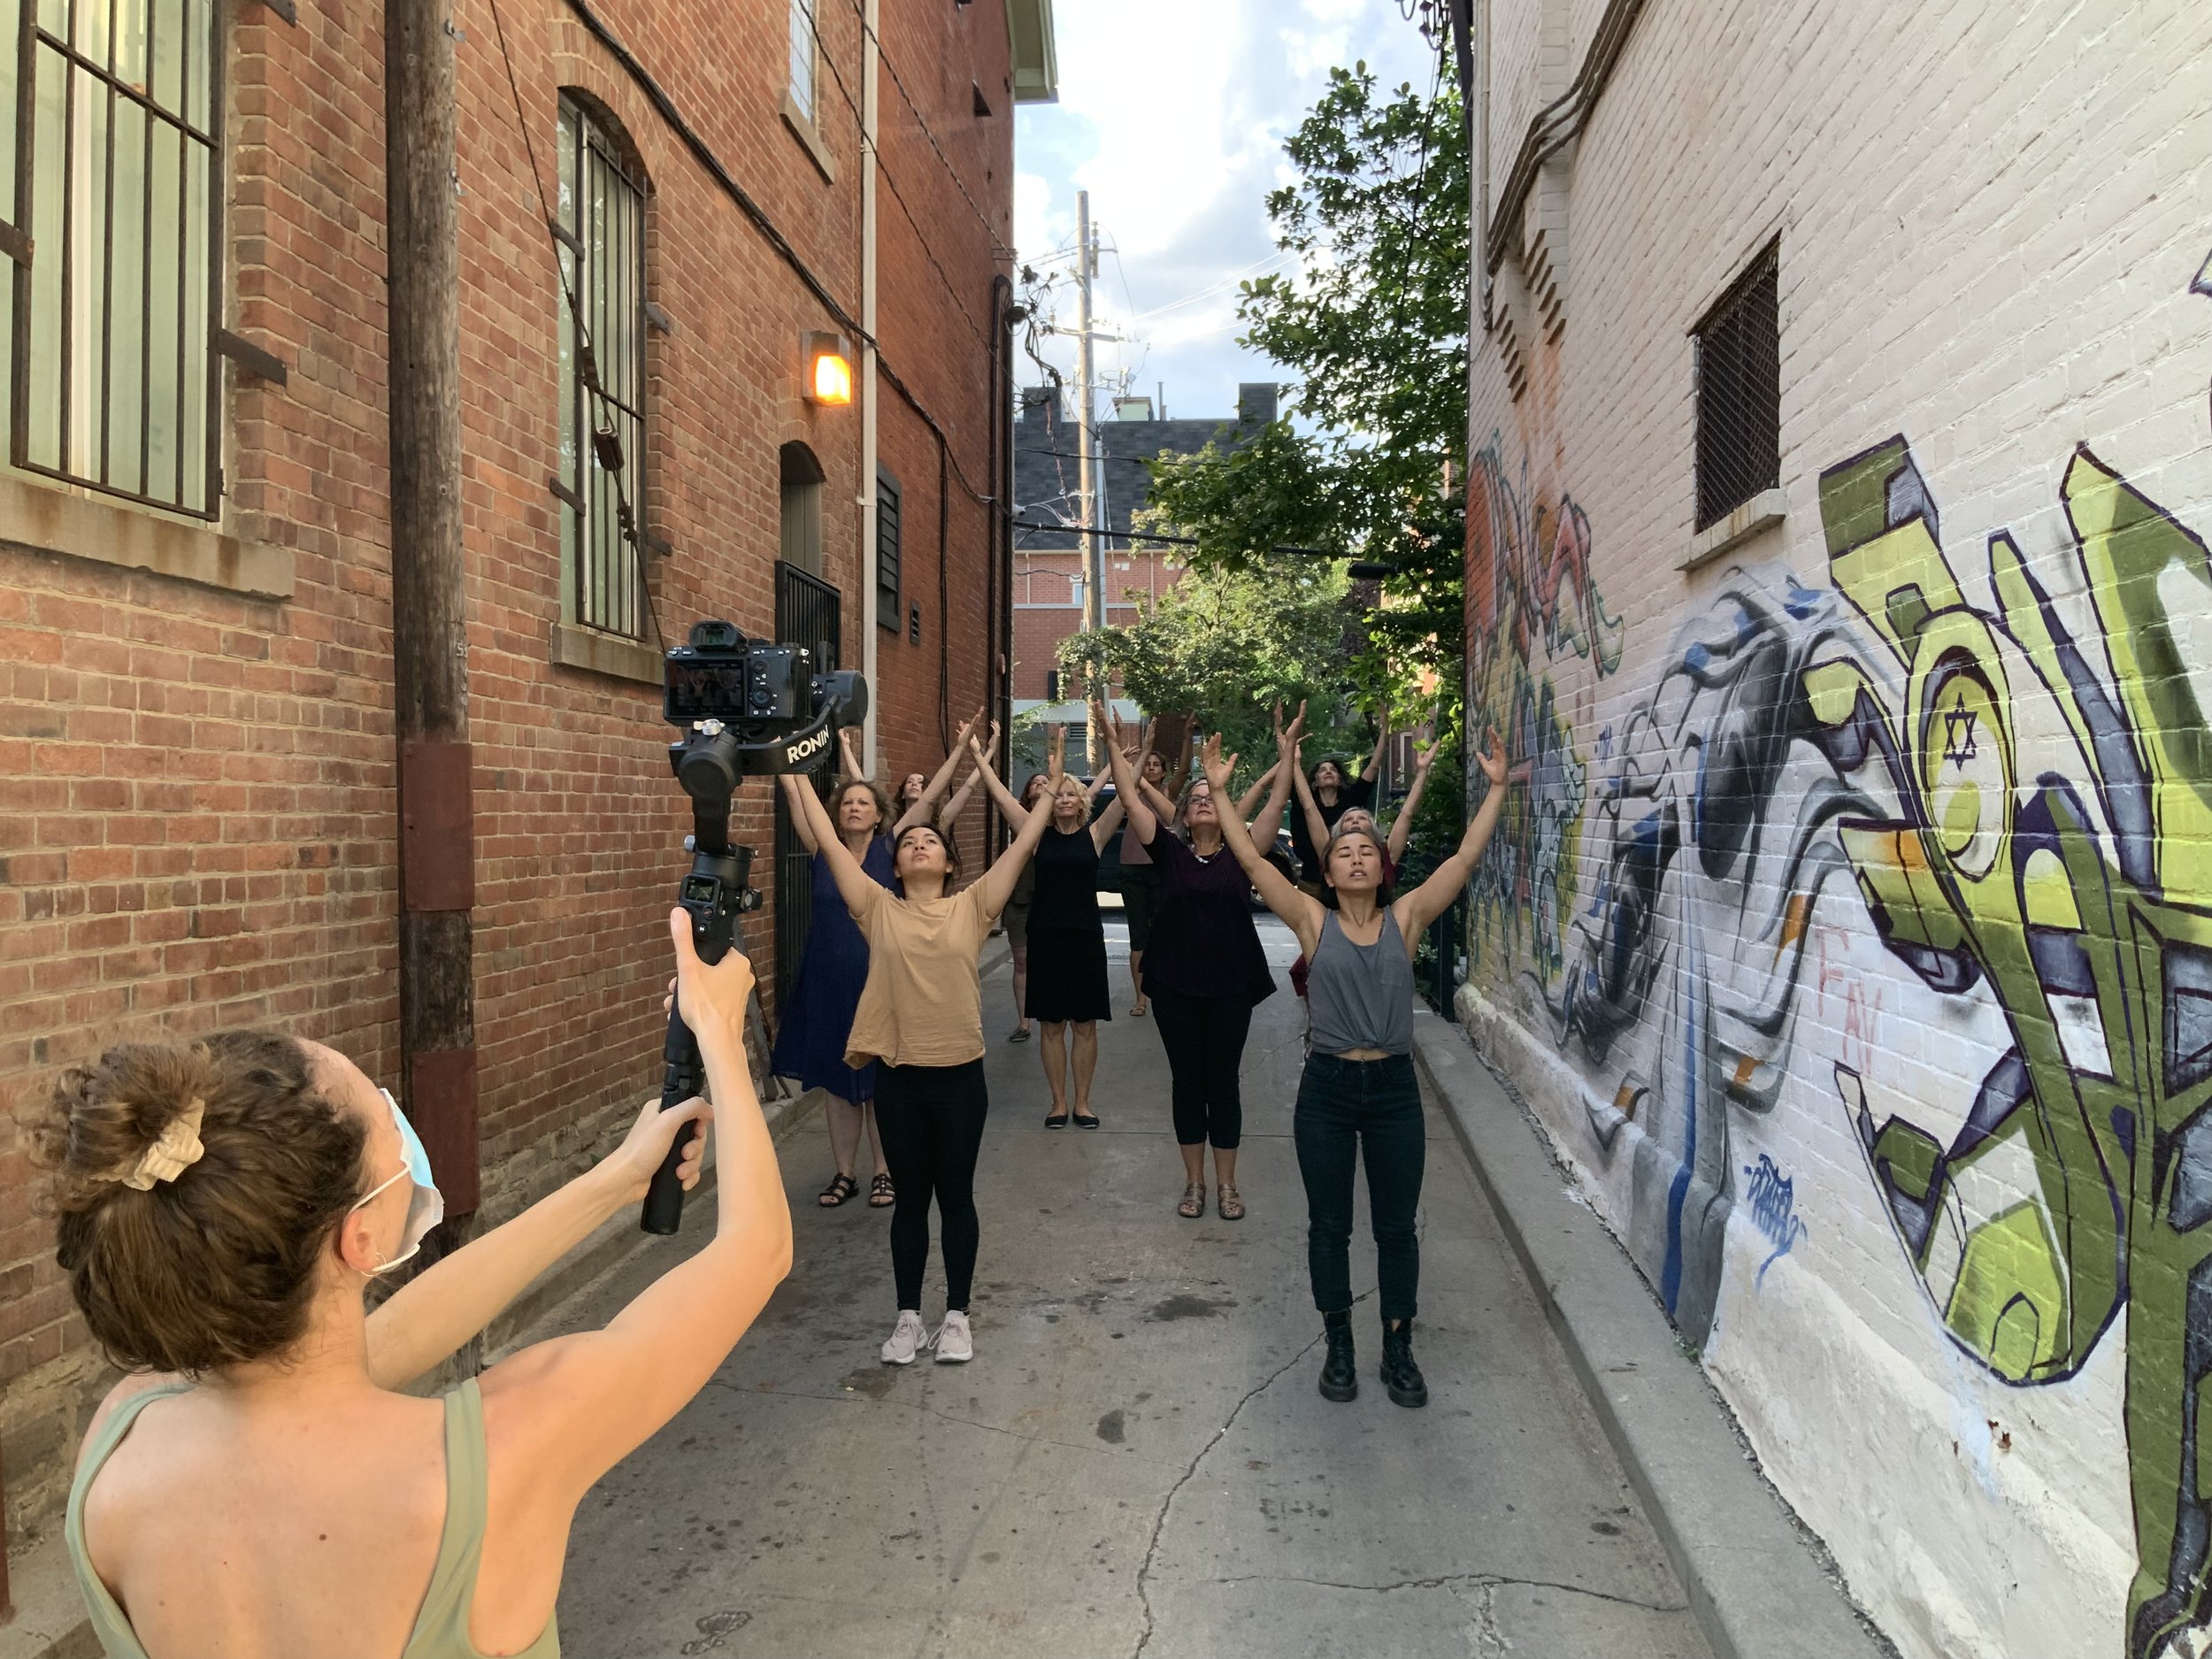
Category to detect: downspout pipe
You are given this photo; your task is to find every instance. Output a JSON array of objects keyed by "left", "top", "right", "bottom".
[{"left": 858, "top": 0, "right": 879, "bottom": 767}]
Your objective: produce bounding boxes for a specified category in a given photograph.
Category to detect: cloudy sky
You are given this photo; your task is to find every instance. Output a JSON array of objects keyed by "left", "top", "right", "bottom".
[{"left": 1013, "top": 0, "right": 1441, "bottom": 425}]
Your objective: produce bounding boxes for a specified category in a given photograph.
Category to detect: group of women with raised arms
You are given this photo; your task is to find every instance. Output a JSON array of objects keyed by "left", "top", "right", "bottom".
[{"left": 30, "top": 693, "right": 1508, "bottom": 1655}]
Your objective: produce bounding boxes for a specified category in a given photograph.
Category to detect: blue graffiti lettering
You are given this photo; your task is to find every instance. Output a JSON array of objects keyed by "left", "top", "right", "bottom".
[{"left": 1742, "top": 1153, "right": 1809, "bottom": 1288}]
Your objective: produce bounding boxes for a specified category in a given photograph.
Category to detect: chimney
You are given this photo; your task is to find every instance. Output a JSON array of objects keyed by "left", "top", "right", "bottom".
[{"left": 1237, "top": 382, "right": 1279, "bottom": 426}]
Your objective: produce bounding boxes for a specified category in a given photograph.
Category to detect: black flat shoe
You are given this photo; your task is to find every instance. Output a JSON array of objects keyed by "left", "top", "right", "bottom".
[
  {"left": 1045, "top": 1110, "right": 1070, "bottom": 1129},
  {"left": 1072, "top": 1110, "right": 1101, "bottom": 1129}
]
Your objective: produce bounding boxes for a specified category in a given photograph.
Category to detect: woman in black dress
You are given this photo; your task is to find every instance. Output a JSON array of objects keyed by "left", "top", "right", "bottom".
[
  {"left": 1287, "top": 718, "right": 1394, "bottom": 887},
  {"left": 974, "top": 733, "right": 1125, "bottom": 1127},
  {"left": 1095, "top": 700, "right": 1301, "bottom": 1217}
]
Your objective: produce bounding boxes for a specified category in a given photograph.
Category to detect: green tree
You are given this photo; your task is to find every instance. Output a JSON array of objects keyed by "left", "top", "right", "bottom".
[
  {"left": 1056, "top": 557, "right": 1366, "bottom": 794},
  {"left": 1144, "top": 63, "right": 1467, "bottom": 735}
]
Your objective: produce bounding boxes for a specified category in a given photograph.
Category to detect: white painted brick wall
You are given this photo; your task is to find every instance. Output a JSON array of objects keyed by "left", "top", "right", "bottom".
[{"left": 1465, "top": 4, "right": 2212, "bottom": 1656}]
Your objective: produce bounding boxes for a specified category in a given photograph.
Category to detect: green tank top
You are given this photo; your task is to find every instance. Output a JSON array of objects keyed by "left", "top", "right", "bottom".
[{"left": 66, "top": 1377, "right": 560, "bottom": 1659}]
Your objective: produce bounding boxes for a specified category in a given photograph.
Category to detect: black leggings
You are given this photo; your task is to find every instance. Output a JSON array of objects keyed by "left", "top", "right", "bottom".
[
  {"left": 1148, "top": 987, "right": 1253, "bottom": 1149},
  {"left": 1294, "top": 1053, "right": 1424, "bottom": 1321},
  {"left": 873, "top": 1059, "right": 989, "bottom": 1312}
]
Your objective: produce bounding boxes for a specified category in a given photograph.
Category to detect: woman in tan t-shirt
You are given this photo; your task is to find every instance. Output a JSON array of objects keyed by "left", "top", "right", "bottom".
[{"left": 792, "top": 729, "right": 1063, "bottom": 1368}]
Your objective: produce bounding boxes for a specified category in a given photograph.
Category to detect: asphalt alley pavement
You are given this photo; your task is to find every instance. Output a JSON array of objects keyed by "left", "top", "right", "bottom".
[{"left": 542, "top": 916, "right": 1712, "bottom": 1659}]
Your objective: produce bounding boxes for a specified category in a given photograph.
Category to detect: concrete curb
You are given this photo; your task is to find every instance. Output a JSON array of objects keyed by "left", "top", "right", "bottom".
[{"left": 1410, "top": 1008, "right": 1892, "bottom": 1659}]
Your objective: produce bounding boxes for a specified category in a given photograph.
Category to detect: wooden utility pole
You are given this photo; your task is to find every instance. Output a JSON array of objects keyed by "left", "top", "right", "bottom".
[
  {"left": 1074, "top": 190, "right": 1098, "bottom": 764},
  {"left": 386, "top": 0, "right": 479, "bottom": 1216}
]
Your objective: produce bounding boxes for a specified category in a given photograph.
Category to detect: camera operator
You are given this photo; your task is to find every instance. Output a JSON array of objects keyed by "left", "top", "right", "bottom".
[
  {"left": 788, "top": 726, "right": 1064, "bottom": 1367},
  {"left": 41, "top": 912, "right": 786, "bottom": 1658}
]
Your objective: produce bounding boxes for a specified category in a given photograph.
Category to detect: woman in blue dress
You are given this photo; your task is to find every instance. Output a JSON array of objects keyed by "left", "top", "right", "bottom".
[{"left": 774, "top": 715, "right": 987, "bottom": 1207}]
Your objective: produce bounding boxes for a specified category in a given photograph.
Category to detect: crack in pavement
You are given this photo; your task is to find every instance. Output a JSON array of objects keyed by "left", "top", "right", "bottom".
[
  {"left": 1130, "top": 1296, "right": 1371, "bottom": 1659},
  {"left": 709, "top": 1376, "right": 1181, "bottom": 1469},
  {"left": 1199, "top": 1569, "right": 1689, "bottom": 1614}
]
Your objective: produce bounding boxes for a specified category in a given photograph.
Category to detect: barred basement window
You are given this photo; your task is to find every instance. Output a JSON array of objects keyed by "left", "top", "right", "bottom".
[
  {"left": 12, "top": 0, "right": 223, "bottom": 517},
  {"left": 555, "top": 96, "right": 649, "bottom": 640},
  {"left": 875, "top": 467, "right": 901, "bottom": 631},
  {"left": 1692, "top": 242, "right": 1779, "bottom": 532},
  {"left": 788, "top": 0, "right": 817, "bottom": 126}
]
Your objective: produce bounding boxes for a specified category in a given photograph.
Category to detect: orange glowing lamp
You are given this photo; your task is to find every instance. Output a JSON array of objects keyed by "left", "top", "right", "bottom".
[{"left": 803, "top": 332, "right": 854, "bottom": 406}]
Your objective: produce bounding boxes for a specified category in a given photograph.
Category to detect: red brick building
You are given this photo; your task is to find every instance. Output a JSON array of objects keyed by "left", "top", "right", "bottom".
[{"left": 0, "top": 0, "right": 1055, "bottom": 1560}]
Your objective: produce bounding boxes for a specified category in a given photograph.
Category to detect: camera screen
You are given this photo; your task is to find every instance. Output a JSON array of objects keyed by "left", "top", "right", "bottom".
[
  {"left": 682, "top": 874, "right": 720, "bottom": 905},
  {"left": 666, "top": 662, "right": 749, "bottom": 722}
]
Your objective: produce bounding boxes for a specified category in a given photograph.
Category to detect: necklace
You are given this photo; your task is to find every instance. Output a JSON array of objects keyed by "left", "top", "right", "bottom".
[{"left": 1190, "top": 840, "right": 1225, "bottom": 863}]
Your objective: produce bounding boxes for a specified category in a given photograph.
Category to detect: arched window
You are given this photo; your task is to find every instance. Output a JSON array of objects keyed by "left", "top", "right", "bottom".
[
  {"left": 779, "top": 441, "right": 823, "bottom": 576},
  {"left": 555, "top": 95, "right": 649, "bottom": 639}
]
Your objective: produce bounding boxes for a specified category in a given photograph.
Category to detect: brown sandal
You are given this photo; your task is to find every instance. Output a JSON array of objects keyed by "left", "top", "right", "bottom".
[
  {"left": 1178, "top": 1182, "right": 1206, "bottom": 1219},
  {"left": 1217, "top": 1186, "right": 1245, "bottom": 1221}
]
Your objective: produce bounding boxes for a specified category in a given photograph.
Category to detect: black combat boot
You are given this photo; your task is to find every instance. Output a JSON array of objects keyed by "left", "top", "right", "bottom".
[
  {"left": 1318, "top": 1310, "right": 1358, "bottom": 1403},
  {"left": 1380, "top": 1318, "right": 1428, "bottom": 1408}
]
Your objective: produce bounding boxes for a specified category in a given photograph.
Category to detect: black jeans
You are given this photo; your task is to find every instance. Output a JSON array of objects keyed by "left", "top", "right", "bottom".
[
  {"left": 1294, "top": 1053, "right": 1424, "bottom": 1321},
  {"left": 874, "top": 1059, "right": 989, "bottom": 1312},
  {"left": 1148, "top": 987, "right": 1253, "bottom": 1149}
]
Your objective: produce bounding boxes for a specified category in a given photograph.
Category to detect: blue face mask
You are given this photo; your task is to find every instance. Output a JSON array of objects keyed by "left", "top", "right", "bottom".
[{"left": 350, "top": 1087, "right": 446, "bottom": 1274}]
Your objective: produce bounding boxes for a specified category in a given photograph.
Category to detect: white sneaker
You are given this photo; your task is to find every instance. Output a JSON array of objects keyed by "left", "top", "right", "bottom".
[
  {"left": 881, "top": 1310, "right": 927, "bottom": 1365},
  {"left": 933, "top": 1310, "right": 973, "bottom": 1363}
]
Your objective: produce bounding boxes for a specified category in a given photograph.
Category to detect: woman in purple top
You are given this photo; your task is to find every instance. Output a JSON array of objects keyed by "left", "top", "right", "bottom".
[{"left": 1095, "top": 699, "right": 1302, "bottom": 1220}]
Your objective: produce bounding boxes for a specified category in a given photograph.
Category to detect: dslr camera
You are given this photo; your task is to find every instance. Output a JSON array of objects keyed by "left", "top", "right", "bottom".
[{"left": 641, "top": 619, "right": 868, "bottom": 1236}]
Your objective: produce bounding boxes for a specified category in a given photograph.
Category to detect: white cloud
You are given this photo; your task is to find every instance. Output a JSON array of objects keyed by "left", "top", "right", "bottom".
[{"left": 1013, "top": 0, "right": 1439, "bottom": 421}]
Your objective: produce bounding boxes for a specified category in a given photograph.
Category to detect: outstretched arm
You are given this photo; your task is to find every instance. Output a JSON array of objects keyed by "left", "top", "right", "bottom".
[
  {"left": 892, "top": 705, "right": 984, "bottom": 837},
  {"left": 1361, "top": 705, "right": 1391, "bottom": 787},
  {"left": 1168, "top": 718, "right": 1196, "bottom": 803},
  {"left": 779, "top": 772, "right": 822, "bottom": 856},
  {"left": 1292, "top": 754, "right": 1330, "bottom": 856},
  {"left": 1395, "top": 729, "right": 1510, "bottom": 943},
  {"left": 1233, "top": 762, "right": 1279, "bottom": 823},
  {"left": 936, "top": 726, "right": 996, "bottom": 830},
  {"left": 795, "top": 770, "right": 897, "bottom": 918},
  {"left": 1202, "top": 732, "right": 1324, "bottom": 956},
  {"left": 1095, "top": 698, "right": 1157, "bottom": 849},
  {"left": 838, "top": 723, "right": 868, "bottom": 782},
  {"left": 1386, "top": 733, "right": 1440, "bottom": 865},
  {"left": 485, "top": 913, "right": 790, "bottom": 1508},
  {"left": 977, "top": 727, "right": 1065, "bottom": 915},
  {"left": 966, "top": 737, "right": 1031, "bottom": 826}
]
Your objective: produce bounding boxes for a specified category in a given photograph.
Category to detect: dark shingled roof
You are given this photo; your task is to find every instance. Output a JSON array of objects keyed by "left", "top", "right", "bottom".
[{"left": 1013, "top": 383, "right": 1277, "bottom": 551}]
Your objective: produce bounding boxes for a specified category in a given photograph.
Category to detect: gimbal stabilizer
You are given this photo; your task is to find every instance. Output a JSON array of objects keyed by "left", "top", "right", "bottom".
[{"left": 641, "top": 621, "right": 867, "bottom": 1236}]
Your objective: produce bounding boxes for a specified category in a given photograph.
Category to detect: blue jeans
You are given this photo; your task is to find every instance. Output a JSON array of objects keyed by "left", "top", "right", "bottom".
[{"left": 1294, "top": 1053, "right": 1424, "bottom": 1321}]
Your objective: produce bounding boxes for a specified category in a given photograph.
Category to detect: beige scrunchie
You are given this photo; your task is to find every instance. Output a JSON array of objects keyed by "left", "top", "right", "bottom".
[{"left": 104, "top": 1099, "right": 207, "bottom": 1191}]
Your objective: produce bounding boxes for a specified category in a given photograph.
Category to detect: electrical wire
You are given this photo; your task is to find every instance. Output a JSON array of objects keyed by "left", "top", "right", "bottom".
[
  {"left": 488, "top": 0, "right": 667, "bottom": 651},
  {"left": 842, "top": 0, "right": 1014, "bottom": 260},
  {"left": 557, "top": 0, "right": 996, "bottom": 507},
  {"left": 792, "top": 0, "right": 995, "bottom": 363}
]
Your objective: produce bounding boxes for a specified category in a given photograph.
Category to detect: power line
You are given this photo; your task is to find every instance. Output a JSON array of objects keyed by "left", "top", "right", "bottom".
[
  {"left": 793, "top": 0, "right": 994, "bottom": 363},
  {"left": 559, "top": 0, "right": 995, "bottom": 506},
  {"left": 844, "top": 0, "right": 1013, "bottom": 261}
]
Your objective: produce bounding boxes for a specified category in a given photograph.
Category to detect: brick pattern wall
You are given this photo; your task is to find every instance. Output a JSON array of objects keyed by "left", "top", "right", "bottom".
[
  {"left": 1465, "top": 5, "right": 2212, "bottom": 1657},
  {"left": 0, "top": 0, "right": 1010, "bottom": 1543}
]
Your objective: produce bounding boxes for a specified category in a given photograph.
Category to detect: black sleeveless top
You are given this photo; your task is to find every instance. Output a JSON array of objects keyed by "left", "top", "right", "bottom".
[{"left": 1029, "top": 826, "right": 1103, "bottom": 933}]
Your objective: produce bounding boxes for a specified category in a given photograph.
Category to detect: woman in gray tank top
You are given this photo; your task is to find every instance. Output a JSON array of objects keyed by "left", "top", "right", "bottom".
[{"left": 1203, "top": 721, "right": 1511, "bottom": 1409}]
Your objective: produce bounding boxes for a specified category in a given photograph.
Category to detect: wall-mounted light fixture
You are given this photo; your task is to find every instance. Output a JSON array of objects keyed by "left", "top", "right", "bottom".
[{"left": 803, "top": 331, "right": 854, "bottom": 406}]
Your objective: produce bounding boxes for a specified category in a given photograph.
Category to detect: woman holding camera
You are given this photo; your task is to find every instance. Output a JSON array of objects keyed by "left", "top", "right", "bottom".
[
  {"left": 42, "top": 911, "right": 787, "bottom": 1659},
  {"left": 791, "top": 733, "right": 1061, "bottom": 1366},
  {"left": 1094, "top": 700, "right": 1300, "bottom": 1220},
  {"left": 1202, "top": 725, "right": 1510, "bottom": 1410},
  {"left": 970, "top": 731, "right": 1125, "bottom": 1129}
]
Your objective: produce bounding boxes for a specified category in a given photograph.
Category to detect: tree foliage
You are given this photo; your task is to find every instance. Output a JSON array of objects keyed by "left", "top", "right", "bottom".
[{"left": 1142, "top": 62, "right": 1468, "bottom": 733}]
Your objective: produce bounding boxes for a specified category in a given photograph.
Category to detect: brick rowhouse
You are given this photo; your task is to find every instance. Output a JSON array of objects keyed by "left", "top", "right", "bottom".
[{"left": 0, "top": 0, "right": 1049, "bottom": 1557}]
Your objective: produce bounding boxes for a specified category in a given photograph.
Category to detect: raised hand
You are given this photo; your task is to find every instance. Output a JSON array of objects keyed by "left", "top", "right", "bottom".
[
  {"left": 1474, "top": 726, "right": 1509, "bottom": 787},
  {"left": 1047, "top": 721, "right": 1068, "bottom": 783},
  {"left": 1415, "top": 733, "right": 1442, "bottom": 774},
  {"left": 1200, "top": 732, "right": 1237, "bottom": 796}
]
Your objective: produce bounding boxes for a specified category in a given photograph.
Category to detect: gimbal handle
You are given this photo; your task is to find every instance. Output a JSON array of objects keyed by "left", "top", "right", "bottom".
[{"left": 641, "top": 835, "right": 752, "bottom": 1236}]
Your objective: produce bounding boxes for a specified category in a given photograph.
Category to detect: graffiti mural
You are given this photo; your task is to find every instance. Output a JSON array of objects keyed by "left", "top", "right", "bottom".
[
  {"left": 1550, "top": 570, "right": 1879, "bottom": 1340},
  {"left": 1465, "top": 432, "right": 1622, "bottom": 980},
  {"left": 1808, "top": 435, "right": 2212, "bottom": 1659}
]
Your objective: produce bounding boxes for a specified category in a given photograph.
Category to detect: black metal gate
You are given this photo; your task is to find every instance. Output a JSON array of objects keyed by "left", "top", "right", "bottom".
[{"left": 775, "top": 562, "right": 843, "bottom": 995}]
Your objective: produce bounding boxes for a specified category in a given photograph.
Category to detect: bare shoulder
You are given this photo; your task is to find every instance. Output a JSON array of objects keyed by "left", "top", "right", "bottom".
[{"left": 77, "top": 1372, "right": 185, "bottom": 1471}]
